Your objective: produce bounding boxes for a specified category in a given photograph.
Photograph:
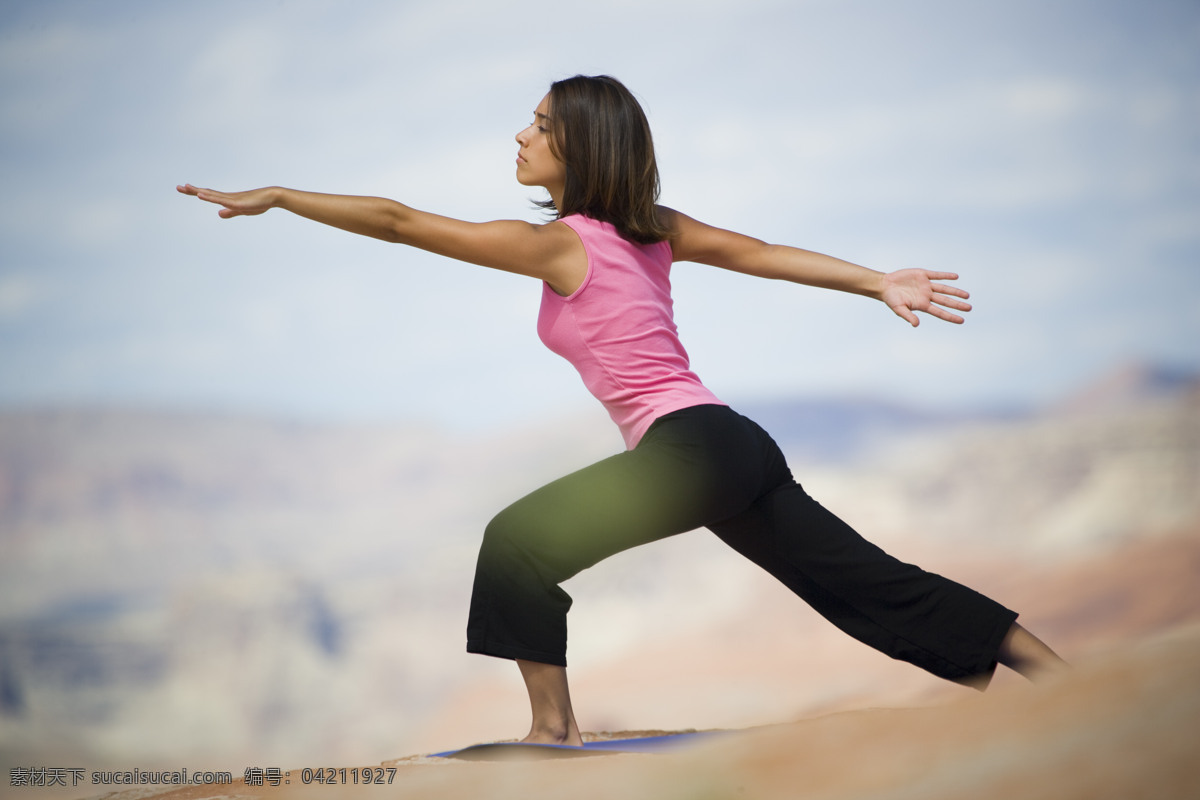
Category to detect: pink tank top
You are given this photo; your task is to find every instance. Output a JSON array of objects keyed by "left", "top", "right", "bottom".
[{"left": 537, "top": 215, "right": 726, "bottom": 449}]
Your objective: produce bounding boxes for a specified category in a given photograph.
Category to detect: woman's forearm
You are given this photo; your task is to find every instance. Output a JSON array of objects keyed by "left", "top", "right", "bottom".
[
  {"left": 177, "top": 183, "right": 413, "bottom": 243},
  {"left": 664, "top": 208, "right": 886, "bottom": 300},
  {"left": 750, "top": 244, "right": 886, "bottom": 300},
  {"left": 748, "top": 242, "right": 971, "bottom": 326},
  {"left": 273, "top": 188, "right": 411, "bottom": 243}
]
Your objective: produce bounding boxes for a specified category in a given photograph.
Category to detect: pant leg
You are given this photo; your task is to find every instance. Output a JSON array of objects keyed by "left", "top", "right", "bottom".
[
  {"left": 466, "top": 405, "right": 768, "bottom": 666},
  {"left": 708, "top": 426, "right": 1018, "bottom": 685},
  {"left": 467, "top": 403, "right": 1017, "bottom": 684}
]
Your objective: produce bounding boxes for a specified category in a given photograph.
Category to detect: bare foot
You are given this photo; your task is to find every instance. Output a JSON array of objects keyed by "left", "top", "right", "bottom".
[
  {"left": 521, "top": 724, "right": 583, "bottom": 747},
  {"left": 998, "top": 622, "right": 1070, "bottom": 682}
]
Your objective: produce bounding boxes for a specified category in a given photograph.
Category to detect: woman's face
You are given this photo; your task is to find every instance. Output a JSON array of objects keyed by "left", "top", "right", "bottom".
[{"left": 515, "top": 93, "right": 565, "bottom": 197}]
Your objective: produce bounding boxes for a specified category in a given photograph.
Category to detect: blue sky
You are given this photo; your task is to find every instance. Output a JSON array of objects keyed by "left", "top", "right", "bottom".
[{"left": 1, "top": 0, "right": 1197, "bottom": 432}]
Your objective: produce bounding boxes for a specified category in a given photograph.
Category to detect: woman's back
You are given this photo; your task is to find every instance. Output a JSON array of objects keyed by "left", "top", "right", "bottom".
[{"left": 538, "top": 214, "right": 724, "bottom": 449}]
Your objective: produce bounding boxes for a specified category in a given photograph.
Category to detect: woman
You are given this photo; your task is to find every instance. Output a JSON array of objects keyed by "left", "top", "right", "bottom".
[{"left": 178, "top": 74, "right": 1066, "bottom": 748}]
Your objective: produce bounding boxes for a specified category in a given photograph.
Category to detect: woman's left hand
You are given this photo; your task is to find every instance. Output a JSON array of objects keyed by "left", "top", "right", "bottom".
[
  {"left": 879, "top": 269, "right": 971, "bottom": 327},
  {"left": 176, "top": 184, "right": 279, "bottom": 218}
]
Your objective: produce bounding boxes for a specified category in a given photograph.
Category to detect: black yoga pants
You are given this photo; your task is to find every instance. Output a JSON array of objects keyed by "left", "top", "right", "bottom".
[{"left": 466, "top": 404, "right": 1017, "bottom": 685}]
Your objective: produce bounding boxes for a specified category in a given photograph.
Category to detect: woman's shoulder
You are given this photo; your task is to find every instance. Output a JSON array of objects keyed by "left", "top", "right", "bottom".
[
  {"left": 653, "top": 205, "right": 694, "bottom": 239},
  {"left": 563, "top": 212, "right": 675, "bottom": 249}
]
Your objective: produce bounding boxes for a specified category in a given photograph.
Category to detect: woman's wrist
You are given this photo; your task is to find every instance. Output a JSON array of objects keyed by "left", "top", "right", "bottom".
[{"left": 865, "top": 270, "right": 887, "bottom": 302}]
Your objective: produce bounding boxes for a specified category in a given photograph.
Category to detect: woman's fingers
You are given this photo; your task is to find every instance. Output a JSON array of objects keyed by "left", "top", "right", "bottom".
[
  {"left": 933, "top": 292, "right": 972, "bottom": 312},
  {"left": 930, "top": 281, "right": 970, "bottom": 299},
  {"left": 177, "top": 184, "right": 273, "bottom": 218},
  {"left": 887, "top": 301, "right": 921, "bottom": 327},
  {"left": 926, "top": 305, "right": 966, "bottom": 325},
  {"left": 177, "top": 183, "right": 224, "bottom": 204}
]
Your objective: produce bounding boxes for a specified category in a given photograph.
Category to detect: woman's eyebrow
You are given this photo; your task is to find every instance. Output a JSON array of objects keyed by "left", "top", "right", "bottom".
[{"left": 535, "top": 111, "right": 552, "bottom": 122}]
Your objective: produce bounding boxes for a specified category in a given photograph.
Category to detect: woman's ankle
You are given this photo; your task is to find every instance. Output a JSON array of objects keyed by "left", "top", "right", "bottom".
[
  {"left": 522, "top": 719, "right": 582, "bottom": 746},
  {"left": 516, "top": 659, "right": 584, "bottom": 746}
]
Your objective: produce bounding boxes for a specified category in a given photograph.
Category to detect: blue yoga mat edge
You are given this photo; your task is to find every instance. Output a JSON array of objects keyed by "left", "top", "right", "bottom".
[{"left": 433, "top": 730, "right": 723, "bottom": 759}]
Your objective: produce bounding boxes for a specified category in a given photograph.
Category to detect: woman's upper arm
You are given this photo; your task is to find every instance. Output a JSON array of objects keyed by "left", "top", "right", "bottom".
[
  {"left": 395, "top": 210, "right": 585, "bottom": 293},
  {"left": 660, "top": 206, "right": 771, "bottom": 275}
]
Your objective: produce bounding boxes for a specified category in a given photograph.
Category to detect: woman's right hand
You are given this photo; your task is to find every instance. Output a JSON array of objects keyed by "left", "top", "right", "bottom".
[{"left": 176, "top": 184, "right": 279, "bottom": 218}]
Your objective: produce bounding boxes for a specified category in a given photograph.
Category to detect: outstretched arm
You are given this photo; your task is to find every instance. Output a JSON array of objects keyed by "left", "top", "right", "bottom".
[
  {"left": 661, "top": 207, "right": 971, "bottom": 326},
  {"left": 175, "top": 184, "right": 585, "bottom": 294}
]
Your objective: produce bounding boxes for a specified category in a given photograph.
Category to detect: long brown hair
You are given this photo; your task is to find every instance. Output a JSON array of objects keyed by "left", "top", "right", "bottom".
[{"left": 536, "top": 75, "right": 670, "bottom": 244}]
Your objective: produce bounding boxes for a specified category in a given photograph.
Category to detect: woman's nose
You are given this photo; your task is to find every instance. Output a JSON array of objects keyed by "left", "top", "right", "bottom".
[{"left": 515, "top": 124, "right": 532, "bottom": 145}]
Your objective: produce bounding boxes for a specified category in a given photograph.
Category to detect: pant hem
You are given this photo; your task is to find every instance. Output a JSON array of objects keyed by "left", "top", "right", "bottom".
[
  {"left": 467, "top": 639, "right": 568, "bottom": 668},
  {"left": 960, "top": 609, "right": 1019, "bottom": 690}
]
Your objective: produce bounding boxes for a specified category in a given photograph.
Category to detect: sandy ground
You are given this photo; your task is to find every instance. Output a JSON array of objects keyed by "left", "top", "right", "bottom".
[
  {"left": 17, "top": 521, "right": 1198, "bottom": 800},
  {"left": 78, "top": 621, "right": 1199, "bottom": 800},
  {"left": 31, "top": 528, "right": 1199, "bottom": 800}
]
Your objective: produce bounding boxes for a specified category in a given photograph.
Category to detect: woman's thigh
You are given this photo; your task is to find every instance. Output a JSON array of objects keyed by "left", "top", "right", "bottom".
[{"left": 485, "top": 405, "right": 781, "bottom": 582}]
